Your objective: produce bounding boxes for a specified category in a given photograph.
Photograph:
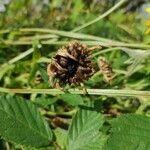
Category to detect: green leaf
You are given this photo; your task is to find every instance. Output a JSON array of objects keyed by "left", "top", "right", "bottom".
[
  {"left": 28, "top": 63, "right": 38, "bottom": 83},
  {"left": 0, "top": 64, "right": 14, "bottom": 80},
  {"left": 121, "top": 47, "right": 150, "bottom": 76},
  {"left": 32, "top": 41, "right": 41, "bottom": 62},
  {"left": 29, "top": 42, "right": 41, "bottom": 83},
  {"left": 0, "top": 95, "right": 52, "bottom": 148},
  {"left": 34, "top": 96, "right": 57, "bottom": 108},
  {"left": 67, "top": 108, "right": 105, "bottom": 150},
  {"left": 61, "top": 94, "right": 84, "bottom": 106},
  {"left": 104, "top": 114, "right": 150, "bottom": 150},
  {"left": 38, "top": 64, "right": 49, "bottom": 83},
  {"left": 22, "top": 145, "right": 54, "bottom": 150},
  {"left": 54, "top": 128, "right": 67, "bottom": 149}
]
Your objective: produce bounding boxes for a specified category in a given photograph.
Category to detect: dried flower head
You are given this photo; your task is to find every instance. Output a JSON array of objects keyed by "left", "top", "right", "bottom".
[
  {"left": 98, "top": 57, "right": 115, "bottom": 84},
  {"left": 47, "top": 41, "right": 99, "bottom": 85}
]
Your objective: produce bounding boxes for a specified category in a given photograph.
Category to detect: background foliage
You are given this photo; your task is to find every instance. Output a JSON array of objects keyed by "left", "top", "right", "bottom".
[{"left": 0, "top": 0, "right": 150, "bottom": 149}]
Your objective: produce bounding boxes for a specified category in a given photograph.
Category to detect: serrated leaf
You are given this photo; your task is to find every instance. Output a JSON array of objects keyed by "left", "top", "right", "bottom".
[
  {"left": 104, "top": 114, "right": 150, "bottom": 150},
  {"left": 121, "top": 47, "right": 150, "bottom": 76},
  {"left": 61, "top": 94, "right": 84, "bottom": 106},
  {"left": 67, "top": 108, "right": 105, "bottom": 150},
  {"left": 0, "top": 95, "right": 52, "bottom": 148}
]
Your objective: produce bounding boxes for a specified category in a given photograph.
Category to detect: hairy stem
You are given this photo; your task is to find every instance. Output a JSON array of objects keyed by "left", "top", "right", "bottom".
[
  {"left": 2, "top": 39, "right": 150, "bottom": 49},
  {"left": 0, "top": 87, "right": 150, "bottom": 97}
]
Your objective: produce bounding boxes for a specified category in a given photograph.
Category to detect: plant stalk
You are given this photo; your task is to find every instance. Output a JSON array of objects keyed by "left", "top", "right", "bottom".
[
  {"left": 0, "top": 87, "right": 150, "bottom": 97},
  {"left": 72, "top": 0, "right": 127, "bottom": 32}
]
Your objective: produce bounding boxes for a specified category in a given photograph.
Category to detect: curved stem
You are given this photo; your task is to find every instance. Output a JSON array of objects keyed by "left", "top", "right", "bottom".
[
  {"left": 72, "top": 0, "right": 127, "bottom": 32},
  {"left": 92, "top": 47, "right": 119, "bottom": 57}
]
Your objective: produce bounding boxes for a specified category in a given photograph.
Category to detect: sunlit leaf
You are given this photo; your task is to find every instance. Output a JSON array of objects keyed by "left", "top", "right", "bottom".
[
  {"left": 67, "top": 108, "right": 105, "bottom": 150},
  {"left": 0, "top": 95, "right": 53, "bottom": 147},
  {"left": 104, "top": 114, "right": 150, "bottom": 150},
  {"left": 61, "top": 94, "right": 84, "bottom": 106},
  {"left": 54, "top": 128, "right": 67, "bottom": 149}
]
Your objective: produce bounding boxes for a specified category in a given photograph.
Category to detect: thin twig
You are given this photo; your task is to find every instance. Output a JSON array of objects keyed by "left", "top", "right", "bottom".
[
  {"left": 41, "top": 109, "right": 77, "bottom": 117},
  {"left": 72, "top": 0, "right": 127, "bottom": 32},
  {"left": 8, "top": 48, "right": 33, "bottom": 64}
]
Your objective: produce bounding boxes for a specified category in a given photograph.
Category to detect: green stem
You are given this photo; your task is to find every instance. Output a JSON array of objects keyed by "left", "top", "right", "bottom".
[
  {"left": 2, "top": 39, "right": 150, "bottom": 49},
  {"left": 72, "top": 0, "right": 127, "bottom": 32},
  {"left": 19, "top": 34, "right": 58, "bottom": 40},
  {"left": 19, "top": 28, "right": 115, "bottom": 43},
  {"left": 3, "top": 28, "right": 150, "bottom": 49},
  {"left": 0, "top": 87, "right": 150, "bottom": 97},
  {"left": 0, "top": 43, "right": 149, "bottom": 71},
  {"left": 1, "top": 28, "right": 149, "bottom": 49},
  {"left": 8, "top": 48, "right": 33, "bottom": 64},
  {"left": 92, "top": 47, "right": 119, "bottom": 57},
  {"left": 41, "top": 109, "right": 77, "bottom": 117}
]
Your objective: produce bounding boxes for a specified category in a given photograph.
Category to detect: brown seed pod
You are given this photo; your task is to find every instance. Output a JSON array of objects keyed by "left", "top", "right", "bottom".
[
  {"left": 47, "top": 41, "right": 100, "bottom": 85},
  {"left": 98, "top": 57, "right": 115, "bottom": 84}
]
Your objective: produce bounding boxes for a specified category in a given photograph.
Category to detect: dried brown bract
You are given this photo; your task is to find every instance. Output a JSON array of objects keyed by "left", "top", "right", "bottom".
[
  {"left": 34, "top": 72, "right": 43, "bottom": 84},
  {"left": 98, "top": 57, "right": 115, "bottom": 84},
  {"left": 47, "top": 41, "right": 100, "bottom": 86}
]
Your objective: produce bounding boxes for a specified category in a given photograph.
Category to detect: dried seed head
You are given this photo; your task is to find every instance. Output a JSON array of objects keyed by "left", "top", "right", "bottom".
[
  {"left": 98, "top": 57, "right": 115, "bottom": 84},
  {"left": 47, "top": 41, "right": 97, "bottom": 85}
]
